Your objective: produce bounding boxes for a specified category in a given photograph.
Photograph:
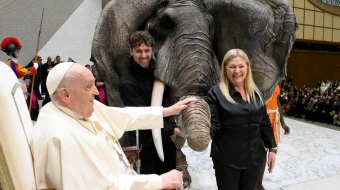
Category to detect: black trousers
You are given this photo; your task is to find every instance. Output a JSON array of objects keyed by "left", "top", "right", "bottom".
[
  {"left": 34, "top": 80, "right": 42, "bottom": 99},
  {"left": 213, "top": 157, "right": 263, "bottom": 190},
  {"left": 42, "top": 93, "right": 51, "bottom": 107},
  {"left": 140, "top": 140, "right": 177, "bottom": 175},
  {"left": 26, "top": 98, "right": 39, "bottom": 121},
  {"left": 41, "top": 80, "right": 48, "bottom": 94}
]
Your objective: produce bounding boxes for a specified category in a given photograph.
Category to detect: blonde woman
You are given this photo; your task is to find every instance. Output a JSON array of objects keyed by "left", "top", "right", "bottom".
[{"left": 207, "top": 49, "right": 277, "bottom": 190}]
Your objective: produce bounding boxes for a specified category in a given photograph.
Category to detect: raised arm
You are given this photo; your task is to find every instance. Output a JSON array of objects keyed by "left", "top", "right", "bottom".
[{"left": 93, "top": 98, "right": 196, "bottom": 139}]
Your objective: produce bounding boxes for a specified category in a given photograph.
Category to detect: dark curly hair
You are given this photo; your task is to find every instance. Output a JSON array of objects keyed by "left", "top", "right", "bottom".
[{"left": 129, "top": 31, "right": 155, "bottom": 49}]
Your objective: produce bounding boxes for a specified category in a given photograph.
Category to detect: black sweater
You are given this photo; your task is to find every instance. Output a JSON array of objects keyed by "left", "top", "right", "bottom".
[{"left": 119, "top": 58, "right": 175, "bottom": 147}]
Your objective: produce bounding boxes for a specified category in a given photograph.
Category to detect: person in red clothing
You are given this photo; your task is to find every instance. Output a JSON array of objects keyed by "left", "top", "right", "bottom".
[{"left": 1, "top": 36, "right": 37, "bottom": 79}]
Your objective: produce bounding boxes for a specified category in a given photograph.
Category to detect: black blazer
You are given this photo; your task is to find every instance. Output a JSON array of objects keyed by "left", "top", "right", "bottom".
[
  {"left": 207, "top": 84, "right": 276, "bottom": 169},
  {"left": 41, "top": 62, "right": 56, "bottom": 82}
]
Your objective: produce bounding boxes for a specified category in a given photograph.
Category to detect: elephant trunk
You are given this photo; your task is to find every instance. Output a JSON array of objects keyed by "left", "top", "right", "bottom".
[
  {"left": 171, "top": 37, "right": 218, "bottom": 100},
  {"left": 151, "top": 80, "right": 165, "bottom": 162},
  {"left": 177, "top": 96, "right": 211, "bottom": 152},
  {"left": 155, "top": 25, "right": 218, "bottom": 154},
  {"left": 168, "top": 35, "right": 216, "bottom": 152}
]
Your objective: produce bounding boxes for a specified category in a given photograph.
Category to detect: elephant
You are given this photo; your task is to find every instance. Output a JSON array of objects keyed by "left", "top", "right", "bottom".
[{"left": 91, "top": 0, "right": 297, "bottom": 187}]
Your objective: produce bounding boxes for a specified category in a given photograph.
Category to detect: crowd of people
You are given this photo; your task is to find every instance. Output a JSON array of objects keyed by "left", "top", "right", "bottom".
[
  {"left": 280, "top": 79, "right": 340, "bottom": 126},
  {"left": 317, "top": 0, "right": 340, "bottom": 6}
]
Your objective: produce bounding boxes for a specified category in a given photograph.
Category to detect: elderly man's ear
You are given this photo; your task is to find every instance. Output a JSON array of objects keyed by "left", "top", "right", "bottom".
[{"left": 59, "top": 88, "right": 71, "bottom": 103}]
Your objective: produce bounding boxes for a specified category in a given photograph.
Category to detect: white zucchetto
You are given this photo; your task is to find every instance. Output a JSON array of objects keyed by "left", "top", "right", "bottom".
[{"left": 46, "top": 62, "right": 74, "bottom": 95}]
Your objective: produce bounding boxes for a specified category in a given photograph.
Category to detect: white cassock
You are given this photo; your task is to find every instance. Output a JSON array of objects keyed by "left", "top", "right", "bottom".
[{"left": 30, "top": 100, "right": 164, "bottom": 190}]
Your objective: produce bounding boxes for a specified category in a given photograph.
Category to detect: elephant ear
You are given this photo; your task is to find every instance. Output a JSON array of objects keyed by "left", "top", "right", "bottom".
[
  {"left": 91, "top": 0, "right": 161, "bottom": 106},
  {"left": 205, "top": 0, "right": 297, "bottom": 99}
]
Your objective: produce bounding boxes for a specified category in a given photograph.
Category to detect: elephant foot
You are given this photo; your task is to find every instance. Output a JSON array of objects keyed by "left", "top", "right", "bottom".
[{"left": 176, "top": 150, "right": 191, "bottom": 188}]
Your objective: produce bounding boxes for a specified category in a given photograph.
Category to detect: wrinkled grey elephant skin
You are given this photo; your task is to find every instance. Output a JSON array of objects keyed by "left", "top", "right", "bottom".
[{"left": 91, "top": 0, "right": 297, "bottom": 160}]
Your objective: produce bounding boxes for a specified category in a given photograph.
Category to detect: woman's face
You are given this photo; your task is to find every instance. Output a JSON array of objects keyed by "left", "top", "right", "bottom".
[{"left": 225, "top": 57, "right": 248, "bottom": 87}]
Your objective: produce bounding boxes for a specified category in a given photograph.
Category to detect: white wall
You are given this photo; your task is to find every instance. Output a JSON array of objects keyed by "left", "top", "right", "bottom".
[
  {"left": 38, "top": 0, "right": 102, "bottom": 66},
  {"left": 0, "top": 0, "right": 84, "bottom": 65}
]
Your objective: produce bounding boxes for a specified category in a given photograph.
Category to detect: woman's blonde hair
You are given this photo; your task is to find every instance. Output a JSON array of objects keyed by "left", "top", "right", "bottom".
[{"left": 219, "top": 49, "right": 263, "bottom": 105}]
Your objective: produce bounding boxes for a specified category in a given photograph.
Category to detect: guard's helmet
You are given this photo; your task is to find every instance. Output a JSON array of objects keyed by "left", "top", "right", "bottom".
[{"left": 0, "top": 37, "right": 22, "bottom": 55}]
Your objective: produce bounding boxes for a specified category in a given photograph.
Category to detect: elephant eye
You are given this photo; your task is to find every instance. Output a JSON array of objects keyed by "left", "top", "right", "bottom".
[
  {"left": 159, "top": 14, "right": 175, "bottom": 32},
  {"left": 148, "top": 9, "right": 176, "bottom": 38},
  {"left": 166, "top": 21, "right": 173, "bottom": 28}
]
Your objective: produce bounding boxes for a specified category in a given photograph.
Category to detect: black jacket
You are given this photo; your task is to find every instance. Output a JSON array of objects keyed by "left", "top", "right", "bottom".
[
  {"left": 119, "top": 58, "right": 175, "bottom": 147},
  {"left": 41, "top": 61, "right": 56, "bottom": 82},
  {"left": 207, "top": 84, "right": 276, "bottom": 169}
]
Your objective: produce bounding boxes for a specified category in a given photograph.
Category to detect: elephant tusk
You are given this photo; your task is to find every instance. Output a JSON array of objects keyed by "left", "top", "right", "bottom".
[{"left": 151, "top": 80, "right": 165, "bottom": 162}]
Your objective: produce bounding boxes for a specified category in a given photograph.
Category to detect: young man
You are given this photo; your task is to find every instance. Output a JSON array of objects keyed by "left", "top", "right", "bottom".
[
  {"left": 119, "top": 31, "right": 182, "bottom": 175},
  {"left": 30, "top": 62, "right": 195, "bottom": 189},
  {"left": 0, "top": 36, "right": 37, "bottom": 79}
]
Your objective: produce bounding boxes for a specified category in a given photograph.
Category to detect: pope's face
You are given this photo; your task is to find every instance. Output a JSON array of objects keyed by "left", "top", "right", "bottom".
[{"left": 68, "top": 66, "right": 99, "bottom": 118}]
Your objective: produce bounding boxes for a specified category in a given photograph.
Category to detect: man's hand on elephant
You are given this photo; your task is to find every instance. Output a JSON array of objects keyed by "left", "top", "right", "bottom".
[
  {"left": 163, "top": 97, "right": 197, "bottom": 117},
  {"left": 174, "top": 128, "right": 184, "bottom": 138},
  {"left": 161, "top": 169, "right": 183, "bottom": 190}
]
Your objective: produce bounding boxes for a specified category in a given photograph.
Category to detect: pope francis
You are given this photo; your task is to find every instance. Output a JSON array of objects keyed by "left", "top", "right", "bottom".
[{"left": 30, "top": 62, "right": 194, "bottom": 190}]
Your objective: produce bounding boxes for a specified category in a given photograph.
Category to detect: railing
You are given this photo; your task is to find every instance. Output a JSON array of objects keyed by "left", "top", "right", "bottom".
[
  {"left": 309, "top": 0, "right": 340, "bottom": 16},
  {"left": 318, "top": 0, "right": 340, "bottom": 6},
  {"left": 292, "top": 41, "right": 340, "bottom": 52}
]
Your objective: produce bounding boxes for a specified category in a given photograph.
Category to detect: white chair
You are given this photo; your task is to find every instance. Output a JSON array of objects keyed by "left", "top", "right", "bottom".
[{"left": 0, "top": 62, "right": 36, "bottom": 189}]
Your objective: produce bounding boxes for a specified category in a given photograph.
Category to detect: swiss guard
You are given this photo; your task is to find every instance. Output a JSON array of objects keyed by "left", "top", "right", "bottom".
[{"left": 1, "top": 36, "right": 37, "bottom": 79}]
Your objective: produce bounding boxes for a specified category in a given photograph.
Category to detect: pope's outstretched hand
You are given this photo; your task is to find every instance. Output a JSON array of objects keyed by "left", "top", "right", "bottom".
[{"left": 163, "top": 97, "right": 197, "bottom": 117}]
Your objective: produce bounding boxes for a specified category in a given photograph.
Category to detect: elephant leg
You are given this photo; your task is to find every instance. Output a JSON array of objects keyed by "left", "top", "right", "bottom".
[{"left": 174, "top": 136, "right": 191, "bottom": 188}]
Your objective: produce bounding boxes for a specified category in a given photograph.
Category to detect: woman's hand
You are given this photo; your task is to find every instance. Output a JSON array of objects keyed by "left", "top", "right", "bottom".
[{"left": 267, "top": 152, "right": 276, "bottom": 173}]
